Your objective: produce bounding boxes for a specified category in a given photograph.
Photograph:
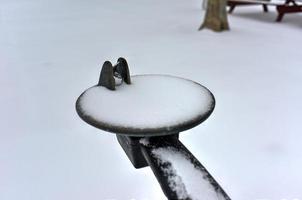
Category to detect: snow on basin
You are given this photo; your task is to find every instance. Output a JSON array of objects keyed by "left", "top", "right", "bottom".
[{"left": 78, "top": 75, "right": 214, "bottom": 132}]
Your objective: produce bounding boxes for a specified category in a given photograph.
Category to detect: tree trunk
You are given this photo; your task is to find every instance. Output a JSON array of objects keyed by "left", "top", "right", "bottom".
[{"left": 199, "top": 0, "right": 230, "bottom": 32}]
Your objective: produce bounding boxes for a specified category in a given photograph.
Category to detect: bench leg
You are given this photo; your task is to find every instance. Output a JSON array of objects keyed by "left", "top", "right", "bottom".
[
  {"left": 263, "top": 4, "right": 269, "bottom": 12},
  {"left": 276, "top": 4, "right": 302, "bottom": 22},
  {"left": 276, "top": 12, "right": 284, "bottom": 22},
  {"left": 229, "top": 4, "right": 236, "bottom": 13}
]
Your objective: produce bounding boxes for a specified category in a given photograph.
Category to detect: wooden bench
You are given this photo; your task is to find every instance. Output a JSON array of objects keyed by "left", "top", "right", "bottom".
[{"left": 227, "top": 0, "right": 302, "bottom": 22}]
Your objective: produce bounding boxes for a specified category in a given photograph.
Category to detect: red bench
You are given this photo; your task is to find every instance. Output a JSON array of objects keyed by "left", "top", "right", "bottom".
[{"left": 227, "top": 0, "right": 302, "bottom": 21}]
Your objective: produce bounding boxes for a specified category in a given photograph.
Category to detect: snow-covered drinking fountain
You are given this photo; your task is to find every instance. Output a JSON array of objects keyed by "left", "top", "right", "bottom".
[{"left": 76, "top": 58, "right": 231, "bottom": 200}]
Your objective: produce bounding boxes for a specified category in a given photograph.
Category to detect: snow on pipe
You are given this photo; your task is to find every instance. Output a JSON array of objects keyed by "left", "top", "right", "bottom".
[{"left": 117, "top": 135, "right": 231, "bottom": 200}]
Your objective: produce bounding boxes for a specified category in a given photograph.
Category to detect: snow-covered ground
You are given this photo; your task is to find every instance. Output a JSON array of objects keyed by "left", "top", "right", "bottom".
[{"left": 0, "top": 0, "right": 301, "bottom": 199}]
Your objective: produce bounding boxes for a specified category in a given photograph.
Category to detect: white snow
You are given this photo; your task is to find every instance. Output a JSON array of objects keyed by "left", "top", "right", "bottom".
[
  {"left": 139, "top": 138, "right": 150, "bottom": 146},
  {"left": 114, "top": 76, "right": 123, "bottom": 86},
  {"left": 152, "top": 147, "right": 225, "bottom": 200},
  {"left": 1, "top": 0, "right": 302, "bottom": 199},
  {"left": 79, "top": 75, "right": 213, "bottom": 129}
]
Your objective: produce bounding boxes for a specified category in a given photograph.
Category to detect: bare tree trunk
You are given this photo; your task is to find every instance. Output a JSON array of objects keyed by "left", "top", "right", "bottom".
[{"left": 199, "top": 0, "right": 230, "bottom": 32}]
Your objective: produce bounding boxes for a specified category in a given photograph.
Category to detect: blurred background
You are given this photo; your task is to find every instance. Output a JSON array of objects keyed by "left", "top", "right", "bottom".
[{"left": 0, "top": 0, "right": 302, "bottom": 199}]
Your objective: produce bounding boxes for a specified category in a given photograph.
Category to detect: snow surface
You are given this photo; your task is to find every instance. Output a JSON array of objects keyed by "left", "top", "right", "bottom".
[
  {"left": 139, "top": 138, "right": 150, "bottom": 146},
  {"left": 152, "top": 147, "right": 225, "bottom": 200},
  {"left": 1, "top": 0, "right": 302, "bottom": 199},
  {"left": 79, "top": 75, "right": 213, "bottom": 129}
]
